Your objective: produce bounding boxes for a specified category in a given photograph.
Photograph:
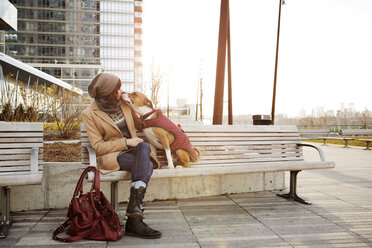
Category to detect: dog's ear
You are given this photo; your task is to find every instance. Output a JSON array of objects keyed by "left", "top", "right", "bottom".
[{"left": 146, "top": 100, "right": 153, "bottom": 109}]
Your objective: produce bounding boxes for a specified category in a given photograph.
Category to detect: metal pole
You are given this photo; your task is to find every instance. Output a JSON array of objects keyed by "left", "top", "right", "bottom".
[
  {"left": 167, "top": 76, "right": 170, "bottom": 117},
  {"left": 271, "top": 0, "right": 283, "bottom": 125},
  {"left": 213, "top": 0, "right": 229, "bottom": 125},
  {"left": 200, "top": 77, "right": 203, "bottom": 121},
  {"left": 195, "top": 69, "right": 200, "bottom": 121}
]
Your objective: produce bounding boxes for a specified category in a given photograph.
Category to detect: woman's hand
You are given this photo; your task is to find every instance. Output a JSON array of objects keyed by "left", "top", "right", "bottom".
[{"left": 126, "top": 137, "right": 143, "bottom": 147}]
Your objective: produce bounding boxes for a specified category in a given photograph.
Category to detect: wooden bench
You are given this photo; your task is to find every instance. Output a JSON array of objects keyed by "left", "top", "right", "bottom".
[
  {"left": 0, "top": 122, "right": 43, "bottom": 239},
  {"left": 81, "top": 124, "right": 335, "bottom": 209},
  {"left": 299, "top": 129, "right": 330, "bottom": 139},
  {"left": 318, "top": 136, "right": 354, "bottom": 148},
  {"left": 340, "top": 129, "right": 372, "bottom": 136},
  {"left": 359, "top": 139, "right": 372, "bottom": 150}
]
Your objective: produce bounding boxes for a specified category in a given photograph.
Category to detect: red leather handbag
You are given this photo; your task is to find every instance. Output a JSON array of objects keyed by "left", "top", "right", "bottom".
[{"left": 53, "top": 166, "right": 122, "bottom": 242}]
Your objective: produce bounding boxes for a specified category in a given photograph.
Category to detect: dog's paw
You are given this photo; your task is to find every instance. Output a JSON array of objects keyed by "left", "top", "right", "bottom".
[
  {"left": 176, "top": 165, "right": 183, "bottom": 169},
  {"left": 168, "top": 163, "right": 175, "bottom": 169}
]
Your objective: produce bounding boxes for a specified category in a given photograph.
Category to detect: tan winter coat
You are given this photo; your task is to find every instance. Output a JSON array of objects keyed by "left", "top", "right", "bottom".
[{"left": 81, "top": 100, "right": 159, "bottom": 174}]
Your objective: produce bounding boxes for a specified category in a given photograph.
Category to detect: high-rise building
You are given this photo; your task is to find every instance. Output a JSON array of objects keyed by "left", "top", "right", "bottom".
[{"left": 4, "top": 0, "right": 142, "bottom": 94}]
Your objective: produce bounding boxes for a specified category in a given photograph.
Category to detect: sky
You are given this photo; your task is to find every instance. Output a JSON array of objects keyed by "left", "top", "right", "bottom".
[{"left": 141, "top": 0, "right": 372, "bottom": 118}]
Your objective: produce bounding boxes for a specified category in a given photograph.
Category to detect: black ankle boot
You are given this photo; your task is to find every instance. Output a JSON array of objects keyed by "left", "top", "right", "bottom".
[
  {"left": 139, "top": 187, "right": 146, "bottom": 213},
  {"left": 126, "top": 186, "right": 145, "bottom": 218},
  {"left": 125, "top": 216, "right": 162, "bottom": 239}
]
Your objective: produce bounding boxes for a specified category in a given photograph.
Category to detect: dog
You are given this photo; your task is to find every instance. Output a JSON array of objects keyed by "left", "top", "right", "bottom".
[{"left": 127, "top": 91, "right": 201, "bottom": 169}]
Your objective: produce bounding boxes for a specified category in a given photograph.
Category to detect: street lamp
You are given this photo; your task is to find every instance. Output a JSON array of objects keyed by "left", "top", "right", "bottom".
[{"left": 271, "top": 0, "right": 285, "bottom": 125}]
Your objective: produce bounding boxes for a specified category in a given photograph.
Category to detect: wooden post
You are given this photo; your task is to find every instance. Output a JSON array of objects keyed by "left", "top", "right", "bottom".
[
  {"left": 227, "top": 3, "right": 233, "bottom": 125},
  {"left": 213, "top": 0, "right": 230, "bottom": 125}
]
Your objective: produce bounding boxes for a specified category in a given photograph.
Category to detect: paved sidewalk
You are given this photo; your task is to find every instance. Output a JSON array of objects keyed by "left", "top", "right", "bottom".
[{"left": 1, "top": 144, "right": 372, "bottom": 248}]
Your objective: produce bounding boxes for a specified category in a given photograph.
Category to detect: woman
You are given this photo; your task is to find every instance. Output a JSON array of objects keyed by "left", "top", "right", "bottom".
[{"left": 81, "top": 72, "right": 161, "bottom": 239}]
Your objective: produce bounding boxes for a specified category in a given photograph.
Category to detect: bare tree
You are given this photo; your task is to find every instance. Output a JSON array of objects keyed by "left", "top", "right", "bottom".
[
  {"left": 361, "top": 109, "right": 371, "bottom": 129},
  {"left": 149, "top": 65, "right": 163, "bottom": 108},
  {"left": 319, "top": 113, "right": 330, "bottom": 128}
]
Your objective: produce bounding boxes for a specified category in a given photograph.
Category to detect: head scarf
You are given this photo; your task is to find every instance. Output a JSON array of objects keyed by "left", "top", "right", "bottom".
[{"left": 88, "top": 73, "right": 122, "bottom": 113}]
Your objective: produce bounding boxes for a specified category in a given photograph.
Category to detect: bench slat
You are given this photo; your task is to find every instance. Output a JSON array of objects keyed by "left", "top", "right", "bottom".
[
  {"left": 200, "top": 153, "right": 303, "bottom": 160},
  {"left": 0, "top": 148, "right": 42, "bottom": 155},
  {"left": 155, "top": 153, "right": 303, "bottom": 163},
  {"left": 200, "top": 148, "right": 301, "bottom": 155},
  {"left": 195, "top": 156, "right": 303, "bottom": 165},
  {"left": 189, "top": 137, "right": 300, "bottom": 142},
  {"left": 201, "top": 143, "right": 298, "bottom": 149},
  {"left": 191, "top": 141, "right": 299, "bottom": 146},
  {"left": 186, "top": 132, "right": 300, "bottom": 137},
  {"left": 0, "top": 164, "right": 43, "bottom": 172},
  {"left": 0, "top": 132, "right": 43, "bottom": 137},
  {"left": 80, "top": 132, "right": 300, "bottom": 137},
  {"left": 81, "top": 140, "right": 300, "bottom": 148},
  {"left": 80, "top": 136, "right": 301, "bottom": 143},
  {"left": 0, "top": 160, "right": 41, "bottom": 166},
  {"left": 0, "top": 154, "right": 42, "bottom": 160},
  {"left": 0, "top": 122, "right": 43, "bottom": 132},
  {"left": 340, "top": 129, "right": 372, "bottom": 136},
  {"left": 0, "top": 143, "right": 44, "bottom": 148},
  {"left": 181, "top": 125, "right": 299, "bottom": 132},
  {"left": 0, "top": 138, "right": 43, "bottom": 143},
  {"left": 0, "top": 174, "right": 43, "bottom": 186},
  {"left": 87, "top": 161, "right": 334, "bottom": 182},
  {"left": 318, "top": 137, "right": 353, "bottom": 140}
]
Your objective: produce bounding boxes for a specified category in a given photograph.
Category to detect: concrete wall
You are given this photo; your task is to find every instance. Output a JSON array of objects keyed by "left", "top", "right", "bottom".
[{"left": 3, "top": 162, "right": 285, "bottom": 212}]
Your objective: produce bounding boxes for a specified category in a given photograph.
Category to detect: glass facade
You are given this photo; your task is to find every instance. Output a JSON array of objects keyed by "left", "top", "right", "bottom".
[{"left": 4, "top": 0, "right": 142, "bottom": 94}]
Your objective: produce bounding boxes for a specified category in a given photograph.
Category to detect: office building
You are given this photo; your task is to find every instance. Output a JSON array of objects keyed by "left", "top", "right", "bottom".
[{"left": 4, "top": 0, "right": 143, "bottom": 94}]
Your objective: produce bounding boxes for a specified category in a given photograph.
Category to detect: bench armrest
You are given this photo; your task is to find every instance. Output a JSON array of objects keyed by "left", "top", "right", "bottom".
[
  {"left": 297, "top": 143, "right": 325, "bottom": 162},
  {"left": 30, "top": 147, "right": 39, "bottom": 174},
  {"left": 87, "top": 147, "right": 97, "bottom": 167}
]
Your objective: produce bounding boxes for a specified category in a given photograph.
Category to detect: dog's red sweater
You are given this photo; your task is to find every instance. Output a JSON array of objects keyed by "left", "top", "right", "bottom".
[{"left": 142, "top": 109, "right": 198, "bottom": 160}]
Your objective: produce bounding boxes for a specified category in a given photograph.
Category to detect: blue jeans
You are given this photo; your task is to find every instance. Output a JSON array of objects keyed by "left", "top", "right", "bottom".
[{"left": 117, "top": 142, "right": 153, "bottom": 185}]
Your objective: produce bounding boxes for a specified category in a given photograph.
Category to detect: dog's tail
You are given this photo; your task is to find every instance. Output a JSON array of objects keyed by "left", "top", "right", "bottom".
[{"left": 190, "top": 147, "right": 201, "bottom": 162}]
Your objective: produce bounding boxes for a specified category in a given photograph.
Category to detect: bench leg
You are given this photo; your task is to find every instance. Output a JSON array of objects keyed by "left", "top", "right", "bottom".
[
  {"left": 365, "top": 142, "right": 371, "bottom": 150},
  {"left": 0, "top": 187, "right": 12, "bottom": 239},
  {"left": 110, "top": 181, "right": 119, "bottom": 212},
  {"left": 344, "top": 140, "right": 350, "bottom": 148},
  {"left": 277, "top": 171, "right": 311, "bottom": 205}
]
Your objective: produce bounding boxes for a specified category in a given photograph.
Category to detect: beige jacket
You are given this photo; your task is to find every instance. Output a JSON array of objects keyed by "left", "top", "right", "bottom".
[{"left": 81, "top": 100, "right": 159, "bottom": 174}]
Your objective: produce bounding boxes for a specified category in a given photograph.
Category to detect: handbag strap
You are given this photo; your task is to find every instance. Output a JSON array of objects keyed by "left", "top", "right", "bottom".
[
  {"left": 73, "top": 166, "right": 100, "bottom": 197},
  {"left": 52, "top": 215, "right": 103, "bottom": 242}
]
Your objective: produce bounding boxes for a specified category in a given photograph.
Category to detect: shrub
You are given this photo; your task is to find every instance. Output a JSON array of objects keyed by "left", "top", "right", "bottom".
[
  {"left": 0, "top": 103, "right": 13, "bottom": 121},
  {"left": 1, "top": 74, "right": 89, "bottom": 139},
  {"left": 25, "top": 106, "right": 38, "bottom": 122},
  {"left": 13, "top": 104, "right": 25, "bottom": 122}
]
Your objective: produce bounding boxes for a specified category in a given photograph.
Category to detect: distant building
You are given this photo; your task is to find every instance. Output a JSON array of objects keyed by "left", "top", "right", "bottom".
[
  {"left": 347, "top": 103, "right": 355, "bottom": 113},
  {"left": 315, "top": 106, "right": 324, "bottom": 117},
  {"left": 3, "top": 0, "right": 143, "bottom": 95},
  {"left": 0, "top": 0, "right": 17, "bottom": 53},
  {"left": 1, "top": 1, "right": 82, "bottom": 109}
]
